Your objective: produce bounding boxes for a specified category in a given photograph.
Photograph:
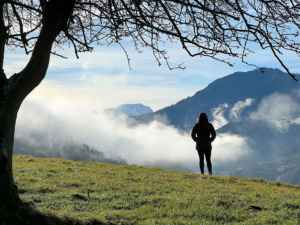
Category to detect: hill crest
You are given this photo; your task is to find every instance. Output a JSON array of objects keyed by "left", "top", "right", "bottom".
[{"left": 7, "top": 155, "right": 300, "bottom": 224}]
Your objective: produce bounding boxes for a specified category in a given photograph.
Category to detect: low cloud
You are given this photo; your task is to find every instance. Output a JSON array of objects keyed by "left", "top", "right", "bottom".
[
  {"left": 212, "top": 133, "right": 252, "bottom": 163},
  {"left": 249, "top": 93, "right": 300, "bottom": 132},
  {"left": 230, "top": 98, "right": 254, "bottom": 121},
  {"left": 15, "top": 95, "right": 253, "bottom": 172},
  {"left": 210, "top": 93, "right": 300, "bottom": 133},
  {"left": 211, "top": 98, "right": 254, "bottom": 129},
  {"left": 211, "top": 103, "right": 229, "bottom": 129}
]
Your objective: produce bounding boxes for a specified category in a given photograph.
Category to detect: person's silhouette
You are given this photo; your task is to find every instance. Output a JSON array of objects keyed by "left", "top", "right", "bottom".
[{"left": 191, "top": 113, "right": 216, "bottom": 175}]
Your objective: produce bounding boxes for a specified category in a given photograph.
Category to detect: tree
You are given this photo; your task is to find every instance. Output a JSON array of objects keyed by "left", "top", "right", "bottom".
[{"left": 0, "top": 0, "right": 299, "bottom": 210}]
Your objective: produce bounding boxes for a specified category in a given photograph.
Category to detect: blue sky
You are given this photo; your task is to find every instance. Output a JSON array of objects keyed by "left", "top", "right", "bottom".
[
  {"left": 5, "top": 40, "right": 300, "bottom": 112},
  {"left": 7, "top": 37, "right": 300, "bottom": 170}
]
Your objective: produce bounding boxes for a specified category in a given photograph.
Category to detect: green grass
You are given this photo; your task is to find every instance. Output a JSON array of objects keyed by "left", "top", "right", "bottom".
[{"left": 6, "top": 155, "right": 300, "bottom": 224}]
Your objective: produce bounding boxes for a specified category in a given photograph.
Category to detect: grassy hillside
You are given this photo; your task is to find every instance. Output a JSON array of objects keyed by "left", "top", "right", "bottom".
[{"left": 2, "top": 155, "right": 299, "bottom": 224}]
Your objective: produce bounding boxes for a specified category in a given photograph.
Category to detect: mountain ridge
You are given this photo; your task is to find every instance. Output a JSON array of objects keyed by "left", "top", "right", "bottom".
[
  {"left": 103, "top": 103, "right": 153, "bottom": 117},
  {"left": 134, "top": 68, "right": 299, "bottom": 131}
]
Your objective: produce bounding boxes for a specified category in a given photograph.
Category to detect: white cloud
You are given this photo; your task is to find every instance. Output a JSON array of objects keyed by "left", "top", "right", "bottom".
[
  {"left": 292, "top": 117, "right": 300, "bottom": 125},
  {"left": 210, "top": 98, "right": 254, "bottom": 129},
  {"left": 16, "top": 95, "right": 253, "bottom": 171},
  {"left": 230, "top": 98, "right": 254, "bottom": 121},
  {"left": 211, "top": 103, "right": 229, "bottom": 129},
  {"left": 19, "top": 44, "right": 210, "bottom": 112},
  {"left": 6, "top": 38, "right": 300, "bottom": 116},
  {"left": 249, "top": 93, "right": 300, "bottom": 132},
  {"left": 30, "top": 77, "right": 196, "bottom": 113},
  {"left": 3, "top": 41, "right": 278, "bottom": 111},
  {"left": 212, "top": 133, "right": 252, "bottom": 163},
  {"left": 4, "top": 50, "right": 31, "bottom": 77}
]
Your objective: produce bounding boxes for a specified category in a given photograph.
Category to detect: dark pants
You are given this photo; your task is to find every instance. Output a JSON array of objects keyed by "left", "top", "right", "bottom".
[{"left": 197, "top": 148, "right": 212, "bottom": 174}]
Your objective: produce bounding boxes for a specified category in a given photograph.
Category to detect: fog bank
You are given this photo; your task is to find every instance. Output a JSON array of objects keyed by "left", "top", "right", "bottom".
[{"left": 15, "top": 95, "right": 253, "bottom": 172}]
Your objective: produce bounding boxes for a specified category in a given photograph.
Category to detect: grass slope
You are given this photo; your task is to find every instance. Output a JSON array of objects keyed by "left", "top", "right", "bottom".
[{"left": 3, "top": 155, "right": 300, "bottom": 224}]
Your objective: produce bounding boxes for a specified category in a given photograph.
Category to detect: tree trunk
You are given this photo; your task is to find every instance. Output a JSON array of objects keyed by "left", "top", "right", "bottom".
[
  {"left": 0, "top": 87, "right": 21, "bottom": 210},
  {"left": 0, "top": 0, "right": 76, "bottom": 211}
]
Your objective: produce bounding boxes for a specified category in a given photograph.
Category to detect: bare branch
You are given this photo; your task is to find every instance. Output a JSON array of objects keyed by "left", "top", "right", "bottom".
[
  {"left": 2, "top": 0, "right": 300, "bottom": 79},
  {"left": 117, "top": 41, "right": 132, "bottom": 70}
]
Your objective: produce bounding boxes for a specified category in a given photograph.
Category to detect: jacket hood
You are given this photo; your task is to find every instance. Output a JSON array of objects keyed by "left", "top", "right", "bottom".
[{"left": 198, "top": 113, "right": 209, "bottom": 123}]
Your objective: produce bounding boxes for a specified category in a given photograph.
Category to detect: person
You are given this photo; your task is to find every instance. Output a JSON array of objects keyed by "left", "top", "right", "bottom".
[{"left": 191, "top": 113, "right": 216, "bottom": 175}]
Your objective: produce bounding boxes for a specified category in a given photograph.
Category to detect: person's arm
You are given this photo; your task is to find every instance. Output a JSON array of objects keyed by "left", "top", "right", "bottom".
[
  {"left": 191, "top": 124, "right": 198, "bottom": 142},
  {"left": 210, "top": 123, "right": 216, "bottom": 142}
]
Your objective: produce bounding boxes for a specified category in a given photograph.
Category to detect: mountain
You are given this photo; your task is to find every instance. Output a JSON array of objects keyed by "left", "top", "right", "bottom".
[
  {"left": 103, "top": 103, "right": 153, "bottom": 117},
  {"left": 133, "top": 68, "right": 300, "bottom": 184},
  {"left": 134, "top": 68, "right": 299, "bottom": 131}
]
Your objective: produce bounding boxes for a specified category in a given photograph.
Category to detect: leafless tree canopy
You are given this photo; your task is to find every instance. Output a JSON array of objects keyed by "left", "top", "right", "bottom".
[{"left": 2, "top": 0, "right": 300, "bottom": 80}]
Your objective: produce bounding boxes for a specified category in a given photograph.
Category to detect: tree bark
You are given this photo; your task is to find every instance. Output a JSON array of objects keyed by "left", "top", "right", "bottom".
[
  {"left": 0, "top": 0, "right": 75, "bottom": 210},
  {"left": 0, "top": 90, "right": 21, "bottom": 210}
]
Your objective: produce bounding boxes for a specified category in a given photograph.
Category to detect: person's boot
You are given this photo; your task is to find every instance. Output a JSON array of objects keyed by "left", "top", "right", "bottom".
[{"left": 209, "top": 171, "right": 213, "bottom": 176}]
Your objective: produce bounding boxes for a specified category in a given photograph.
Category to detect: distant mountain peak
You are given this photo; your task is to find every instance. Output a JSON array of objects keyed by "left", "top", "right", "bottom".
[{"left": 103, "top": 103, "right": 153, "bottom": 117}]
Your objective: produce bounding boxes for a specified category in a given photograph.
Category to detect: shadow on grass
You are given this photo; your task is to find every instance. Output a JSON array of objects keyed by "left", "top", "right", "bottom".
[{"left": 0, "top": 201, "right": 108, "bottom": 225}]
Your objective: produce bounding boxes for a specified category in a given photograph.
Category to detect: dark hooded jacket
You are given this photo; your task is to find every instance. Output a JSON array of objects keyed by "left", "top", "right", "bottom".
[{"left": 191, "top": 113, "right": 216, "bottom": 150}]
